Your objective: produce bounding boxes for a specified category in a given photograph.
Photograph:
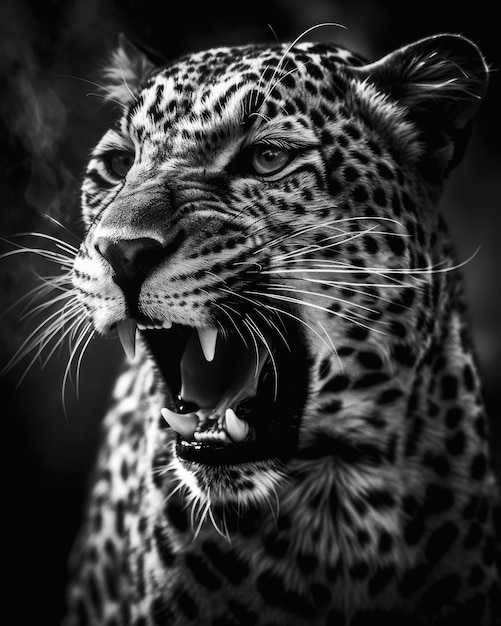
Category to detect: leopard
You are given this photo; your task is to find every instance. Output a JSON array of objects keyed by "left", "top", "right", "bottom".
[{"left": 55, "top": 29, "right": 501, "bottom": 625}]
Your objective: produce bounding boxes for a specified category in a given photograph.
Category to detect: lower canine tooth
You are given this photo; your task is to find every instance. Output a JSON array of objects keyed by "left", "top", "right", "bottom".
[
  {"left": 161, "top": 408, "right": 198, "bottom": 440},
  {"left": 225, "top": 408, "right": 249, "bottom": 442}
]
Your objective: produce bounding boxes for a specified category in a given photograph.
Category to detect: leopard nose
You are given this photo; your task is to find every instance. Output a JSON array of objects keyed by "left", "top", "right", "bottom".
[{"left": 94, "top": 237, "right": 165, "bottom": 285}]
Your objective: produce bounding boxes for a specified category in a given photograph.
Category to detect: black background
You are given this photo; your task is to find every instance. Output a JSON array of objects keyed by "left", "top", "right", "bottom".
[{"left": 0, "top": 1, "right": 499, "bottom": 624}]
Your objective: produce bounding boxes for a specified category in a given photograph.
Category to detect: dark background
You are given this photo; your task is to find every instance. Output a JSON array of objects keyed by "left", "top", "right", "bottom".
[{"left": 0, "top": 1, "right": 499, "bottom": 624}]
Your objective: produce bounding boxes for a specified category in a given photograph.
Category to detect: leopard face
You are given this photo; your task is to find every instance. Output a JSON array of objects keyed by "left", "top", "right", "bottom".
[{"left": 74, "top": 34, "right": 487, "bottom": 510}]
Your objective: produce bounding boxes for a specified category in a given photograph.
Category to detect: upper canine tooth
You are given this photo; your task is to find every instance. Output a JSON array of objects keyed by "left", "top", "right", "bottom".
[
  {"left": 197, "top": 327, "right": 218, "bottom": 362},
  {"left": 161, "top": 407, "right": 198, "bottom": 440},
  {"left": 162, "top": 320, "right": 172, "bottom": 329},
  {"left": 116, "top": 319, "right": 137, "bottom": 361},
  {"left": 224, "top": 407, "right": 249, "bottom": 442}
]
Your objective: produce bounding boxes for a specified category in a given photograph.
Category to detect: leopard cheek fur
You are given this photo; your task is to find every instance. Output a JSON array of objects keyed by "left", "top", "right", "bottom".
[{"left": 61, "top": 32, "right": 500, "bottom": 626}]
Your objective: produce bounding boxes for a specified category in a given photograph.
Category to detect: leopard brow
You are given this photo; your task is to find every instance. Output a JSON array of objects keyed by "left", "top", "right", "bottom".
[
  {"left": 95, "top": 129, "right": 133, "bottom": 155},
  {"left": 238, "top": 90, "right": 318, "bottom": 149},
  {"left": 246, "top": 119, "right": 319, "bottom": 149}
]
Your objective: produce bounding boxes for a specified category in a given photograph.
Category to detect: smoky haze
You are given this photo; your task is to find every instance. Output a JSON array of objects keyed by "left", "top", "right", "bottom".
[{"left": 0, "top": 0, "right": 123, "bottom": 221}]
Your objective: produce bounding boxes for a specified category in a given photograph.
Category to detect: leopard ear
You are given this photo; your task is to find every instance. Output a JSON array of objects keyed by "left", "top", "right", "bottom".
[
  {"left": 352, "top": 34, "right": 488, "bottom": 127},
  {"left": 351, "top": 34, "right": 489, "bottom": 178},
  {"left": 101, "top": 34, "right": 158, "bottom": 107}
]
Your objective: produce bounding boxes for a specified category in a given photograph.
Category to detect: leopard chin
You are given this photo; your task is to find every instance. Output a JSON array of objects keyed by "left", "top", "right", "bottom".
[{"left": 116, "top": 315, "right": 310, "bottom": 472}]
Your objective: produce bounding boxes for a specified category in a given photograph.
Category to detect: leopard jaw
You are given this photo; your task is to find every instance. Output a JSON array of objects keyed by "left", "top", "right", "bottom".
[
  {"left": 114, "top": 315, "right": 306, "bottom": 466},
  {"left": 116, "top": 319, "right": 266, "bottom": 445},
  {"left": 160, "top": 406, "right": 251, "bottom": 443},
  {"left": 162, "top": 334, "right": 269, "bottom": 443}
]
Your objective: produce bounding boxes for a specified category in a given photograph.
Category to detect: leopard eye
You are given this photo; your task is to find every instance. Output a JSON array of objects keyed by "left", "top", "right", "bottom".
[
  {"left": 107, "top": 151, "right": 134, "bottom": 178},
  {"left": 251, "top": 144, "right": 292, "bottom": 175}
]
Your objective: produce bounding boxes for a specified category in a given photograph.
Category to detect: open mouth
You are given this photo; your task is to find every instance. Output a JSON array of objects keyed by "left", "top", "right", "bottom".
[{"left": 115, "top": 317, "right": 309, "bottom": 466}]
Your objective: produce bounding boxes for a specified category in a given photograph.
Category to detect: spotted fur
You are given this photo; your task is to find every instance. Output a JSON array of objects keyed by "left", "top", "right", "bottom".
[{"left": 62, "top": 33, "right": 500, "bottom": 625}]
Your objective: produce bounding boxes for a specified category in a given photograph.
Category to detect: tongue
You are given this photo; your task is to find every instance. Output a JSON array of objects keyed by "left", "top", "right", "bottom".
[{"left": 180, "top": 330, "right": 269, "bottom": 411}]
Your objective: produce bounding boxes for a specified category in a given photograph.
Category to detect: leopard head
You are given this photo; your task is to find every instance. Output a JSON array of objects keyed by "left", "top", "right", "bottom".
[{"left": 73, "top": 33, "right": 488, "bottom": 508}]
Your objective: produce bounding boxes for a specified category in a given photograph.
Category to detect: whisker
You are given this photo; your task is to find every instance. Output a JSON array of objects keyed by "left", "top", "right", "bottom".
[
  {"left": 217, "top": 286, "right": 289, "bottom": 349},
  {"left": 241, "top": 318, "right": 262, "bottom": 379},
  {"left": 5, "top": 304, "right": 82, "bottom": 386},
  {"left": 86, "top": 91, "right": 125, "bottom": 107},
  {"left": 162, "top": 478, "right": 186, "bottom": 505},
  {"left": 58, "top": 73, "right": 133, "bottom": 107},
  {"left": 8, "top": 231, "right": 79, "bottom": 254},
  {"left": 264, "top": 245, "right": 482, "bottom": 276},
  {"left": 59, "top": 69, "right": 143, "bottom": 107},
  {"left": 244, "top": 316, "right": 279, "bottom": 401},
  {"left": 276, "top": 228, "right": 409, "bottom": 261},
  {"left": 33, "top": 303, "right": 81, "bottom": 367},
  {"left": 244, "top": 289, "right": 388, "bottom": 336},
  {"left": 264, "top": 481, "right": 280, "bottom": 525},
  {"left": 261, "top": 263, "right": 425, "bottom": 282},
  {"left": 273, "top": 229, "right": 370, "bottom": 261},
  {"left": 266, "top": 23, "right": 281, "bottom": 45},
  {"left": 0, "top": 245, "right": 74, "bottom": 267},
  {"left": 299, "top": 277, "right": 405, "bottom": 308},
  {"left": 3, "top": 300, "right": 75, "bottom": 367},
  {"left": 74, "top": 327, "right": 95, "bottom": 396},
  {"left": 120, "top": 65, "right": 139, "bottom": 103},
  {"left": 40, "top": 308, "right": 85, "bottom": 370},
  {"left": 252, "top": 307, "right": 290, "bottom": 351},
  {"left": 254, "top": 301, "right": 339, "bottom": 357},
  {"left": 272, "top": 267, "right": 414, "bottom": 291},
  {"left": 61, "top": 321, "right": 95, "bottom": 411},
  {"left": 265, "top": 283, "right": 390, "bottom": 320},
  {"left": 247, "top": 111, "right": 272, "bottom": 124},
  {"left": 37, "top": 212, "right": 82, "bottom": 243},
  {"left": 0, "top": 275, "right": 72, "bottom": 322},
  {"left": 19, "top": 289, "right": 76, "bottom": 321},
  {"left": 217, "top": 281, "right": 338, "bottom": 361},
  {"left": 317, "top": 320, "right": 343, "bottom": 373},
  {"left": 260, "top": 66, "right": 299, "bottom": 110},
  {"left": 212, "top": 301, "right": 250, "bottom": 349},
  {"left": 253, "top": 216, "right": 406, "bottom": 254},
  {"left": 193, "top": 496, "right": 212, "bottom": 539},
  {"left": 206, "top": 497, "right": 230, "bottom": 541},
  {"left": 258, "top": 23, "right": 345, "bottom": 114}
]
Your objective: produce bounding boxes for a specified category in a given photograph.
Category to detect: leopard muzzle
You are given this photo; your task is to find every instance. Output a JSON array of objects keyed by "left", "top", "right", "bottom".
[{"left": 100, "top": 234, "right": 309, "bottom": 466}]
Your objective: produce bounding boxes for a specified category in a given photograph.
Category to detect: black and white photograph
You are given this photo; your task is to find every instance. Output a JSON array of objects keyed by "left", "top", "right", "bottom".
[{"left": 1, "top": 1, "right": 500, "bottom": 624}]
